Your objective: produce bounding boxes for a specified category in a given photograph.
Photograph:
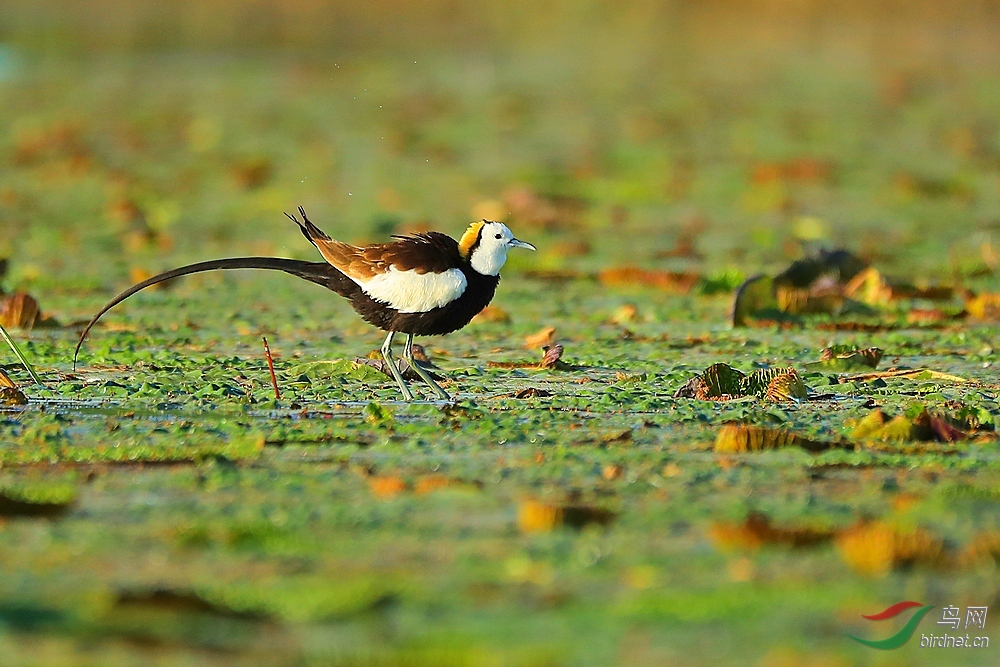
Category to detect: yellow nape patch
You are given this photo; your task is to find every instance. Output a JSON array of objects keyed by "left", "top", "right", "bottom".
[{"left": 459, "top": 221, "right": 485, "bottom": 258}]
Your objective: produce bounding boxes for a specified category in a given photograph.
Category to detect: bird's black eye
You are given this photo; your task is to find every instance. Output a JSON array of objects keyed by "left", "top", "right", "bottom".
[{"left": 495, "top": 233, "right": 502, "bottom": 239}]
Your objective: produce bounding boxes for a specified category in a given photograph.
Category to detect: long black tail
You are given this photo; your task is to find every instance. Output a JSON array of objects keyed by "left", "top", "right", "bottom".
[{"left": 73, "top": 257, "right": 344, "bottom": 370}]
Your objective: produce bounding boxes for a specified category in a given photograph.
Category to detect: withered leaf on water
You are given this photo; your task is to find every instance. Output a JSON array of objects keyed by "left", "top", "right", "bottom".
[
  {"left": 539, "top": 344, "right": 563, "bottom": 369},
  {"left": 806, "top": 345, "right": 883, "bottom": 371},
  {"left": 471, "top": 304, "right": 511, "bottom": 324},
  {"left": 525, "top": 326, "right": 556, "bottom": 349},
  {"left": 966, "top": 292, "right": 1000, "bottom": 320},
  {"left": 849, "top": 408, "right": 980, "bottom": 444},
  {"left": 731, "top": 248, "right": 956, "bottom": 327},
  {"left": 714, "top": 423, "right": 839, "bottom": 453},
  {"left": 518, "top": 499, "right": 616, "bottom": 533},
  {"left": 0, "top": 293, "right": 39, "bottom": 329},
  {"left": 675, "top": 363, "right": 809, "bottom": 402},
  {"left": 0, "top": 368, "right": 19, "bottom": 390},
  {"left": 710, "top": 512, "right": 837, "bottom": 551},
  {"left": 836, "top": 520, "right": 948, "bottom": 575},
  {"left": 0, "top": 374, "right": 28, "bottom": 406},
  {"left": 597, "top": 267, "right": 700, "bottom": 294}
]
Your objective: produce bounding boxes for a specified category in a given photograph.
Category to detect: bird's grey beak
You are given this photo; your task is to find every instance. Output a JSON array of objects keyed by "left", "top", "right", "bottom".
[{"left": 509, "top": 238, "right": 536, "bottom": 251}]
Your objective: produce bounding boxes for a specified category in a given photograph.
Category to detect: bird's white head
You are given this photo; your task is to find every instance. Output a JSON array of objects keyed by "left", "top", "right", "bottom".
[{"left": 459, "top": 220, "right": 535, "bottom": 276}]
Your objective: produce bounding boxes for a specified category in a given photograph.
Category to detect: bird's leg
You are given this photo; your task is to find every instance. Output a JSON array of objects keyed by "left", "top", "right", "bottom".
[
  {"left": 403, "top": 333, "right": 450, "bottom": 401},
  {"left": 380, "top": 331, "right": 413, "bottom": 401}
]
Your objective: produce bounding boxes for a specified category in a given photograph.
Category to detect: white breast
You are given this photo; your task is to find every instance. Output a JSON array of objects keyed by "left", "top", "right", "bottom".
[{"left": 358, "top": 267, "right": 468, "bottom": 313}]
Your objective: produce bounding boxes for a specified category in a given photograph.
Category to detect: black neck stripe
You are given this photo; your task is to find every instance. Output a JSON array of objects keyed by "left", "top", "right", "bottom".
[{"left": 465, "top": 221, "right": 487, "bottom": 258}]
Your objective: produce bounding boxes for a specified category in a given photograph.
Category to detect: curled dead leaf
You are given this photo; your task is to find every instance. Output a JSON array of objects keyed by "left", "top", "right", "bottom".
[
  {"left": 0, "top": 367, "right": 27, "bottom": 406},
  {"left": 539, "top": 344, "right": 563, "bottom": 369},
  {"left": 677, "top": 364, "right": 810, "bottom": 402},
  {"left": 699, "top": 363, "right": 746, "bottom": 398},
  {"left": 525, "top": 326, "right": 556, "bottom": 349},
  {"left": 849, "top": 408, "right": 969, "bottom": 444},
  {"left": 0, "top": 293, "right": 40, "bottom": 329},
  {"left": 763, "top": 371, "right": 809, "bottom": 402},
  {"left": 843, "top": 267, "right": 893, "bottom": 305},
  {"left": 715, "top": 423, "right": 835, "bottom": 453}
]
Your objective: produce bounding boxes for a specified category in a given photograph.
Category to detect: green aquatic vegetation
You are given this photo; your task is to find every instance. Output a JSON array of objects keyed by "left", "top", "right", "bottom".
[{"left": 2, "top": 27, "right": 1000, "bottom": 667}]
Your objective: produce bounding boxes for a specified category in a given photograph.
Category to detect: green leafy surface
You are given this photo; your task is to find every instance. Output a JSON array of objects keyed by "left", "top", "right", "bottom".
[{"left": 3, "top": 6, "right": 1000, "bottom": 664}]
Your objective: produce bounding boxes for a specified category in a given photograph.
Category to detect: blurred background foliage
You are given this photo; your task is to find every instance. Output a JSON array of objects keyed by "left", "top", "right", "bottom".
[{"left": 1, "top": 0, "right": 1000, "bottom": 306}]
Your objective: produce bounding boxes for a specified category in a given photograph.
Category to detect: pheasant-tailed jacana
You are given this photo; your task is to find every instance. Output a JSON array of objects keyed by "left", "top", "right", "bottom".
[{"left": 73, "top": 208, "right": 535, "bottom": 400}]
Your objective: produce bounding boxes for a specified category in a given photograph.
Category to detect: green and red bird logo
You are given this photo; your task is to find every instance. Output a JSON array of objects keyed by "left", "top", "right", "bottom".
[{"left": 847, "top": 601, "right": 934, "bottom": 650}]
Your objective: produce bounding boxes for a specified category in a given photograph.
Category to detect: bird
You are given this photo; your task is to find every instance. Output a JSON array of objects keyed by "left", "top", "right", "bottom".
[{"left": 73, "top": 207, "right": 535, "bottom": 401}]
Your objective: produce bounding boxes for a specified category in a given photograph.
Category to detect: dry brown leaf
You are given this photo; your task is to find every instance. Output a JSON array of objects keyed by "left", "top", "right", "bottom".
[
  {"left": 517, "top": 500, "right": 616, "bottom": 533},
  {"left": 602, "top": 464, "right": 624, "bottom": 481},
  {"left": 368, "top": 476, "right": 408, "bottom": 499},
  {"left": 0, "top": 366, "right": 27, "bottom": 405},
  {"left": 966, "top": 292, "right": 1000, "bottom": 320},
  {"left": 610, "top": 303, "right": 638, "bottom": 325},
  {"left": 525, "top": 326, "right": 556, "bottom": 349},
  {"left": 0, "top": 293, "right": 40, "bottom": 329},
  {"left": 128, "top": 267, "right": 176, "bottom": 291},
  {"left": 959, "top": 532, "right": 1000, "bottom": 568},
  {"left": 548, "top": 240, "right": 592, "bottom": 258},
  {"left": 597, "top": 267, "right": 700, "bottom": 294},
  {"left": 714, "top": 423, "right": 835, "bottom": 453},
  {"left": 0, "top": 387, "right": 28, "bottom": 406},
  {"left": 414, "top": 474, "right": 454, "bottom": 495},
  {"left": 710, "top": 513, "right": 836, "bottom": 552},
  {"left": 844, "top": 267, "right": 893, "bottom": 305},
  {"left": 539, "top": 344, "right": 563, "bottom": 369},
  {"left": 836, "top": 520, "right": 947, "bottom": 576},
  {"left": 472, "top": 304, "right": 511, "bottom": 324},
  {"left": 518, "top": 500, "right": 562, "bottom": 533}
]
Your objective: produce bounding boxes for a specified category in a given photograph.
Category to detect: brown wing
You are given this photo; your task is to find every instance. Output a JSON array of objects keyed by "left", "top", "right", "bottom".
[{"left": 287, "top": 207, "right": 462, "bottom": 281}]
